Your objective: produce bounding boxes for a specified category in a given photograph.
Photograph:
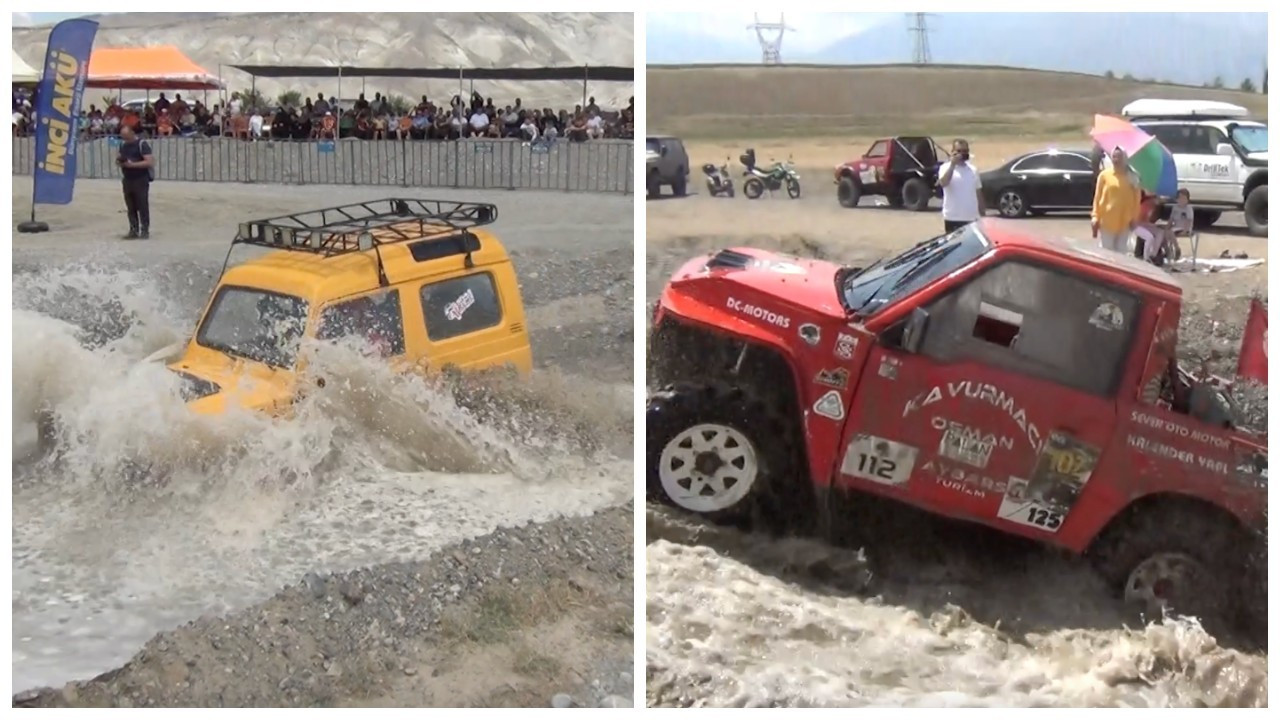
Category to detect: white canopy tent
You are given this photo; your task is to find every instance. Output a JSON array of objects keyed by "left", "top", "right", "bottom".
[{"left": 13, "top": 50, "right": 40, "bottom": 84}]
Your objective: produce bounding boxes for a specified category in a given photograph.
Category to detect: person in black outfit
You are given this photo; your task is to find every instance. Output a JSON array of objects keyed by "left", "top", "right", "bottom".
[{"left": 117, "top": 125, "right": 154, "bottom": 239}]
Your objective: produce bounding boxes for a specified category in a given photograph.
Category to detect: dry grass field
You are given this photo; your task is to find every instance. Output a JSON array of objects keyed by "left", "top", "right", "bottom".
[
  {"left": 649, "top": 64, "right": 1269, "bottom": 178},
  {"left": 649, "top": 64, "right": 1268, "bottom": 140}
]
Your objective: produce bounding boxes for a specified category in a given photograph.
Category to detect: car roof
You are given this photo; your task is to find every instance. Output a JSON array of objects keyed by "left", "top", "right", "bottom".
[
  {"left": 1122, "top": 98, "right": 1249, "bottom": 119},
  {"left": 220, "top": 225, "right": 509, "bottom": 303},
  {"left": 647, "top": 135, "right": 681, "bottom": 142},
  {"left": 978, "top": 218, "right": 1181, "bottom": 295}
]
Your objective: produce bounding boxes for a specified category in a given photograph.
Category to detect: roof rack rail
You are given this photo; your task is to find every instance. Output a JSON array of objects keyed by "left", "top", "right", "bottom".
[
  {"left": 232, "top": 198, "right": 497, "bottom": 255},
  {"left": 218, "top": 198, "right": 498, "bottom": 288}
]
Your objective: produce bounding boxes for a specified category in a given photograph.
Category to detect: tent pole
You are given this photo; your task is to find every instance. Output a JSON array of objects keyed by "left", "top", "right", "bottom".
[{"left": 582, "top": 65, "right": 588, "bottom": 108}]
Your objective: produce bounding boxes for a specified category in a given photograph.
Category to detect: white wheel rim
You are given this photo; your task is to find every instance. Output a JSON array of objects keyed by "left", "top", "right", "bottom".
[
  {"left": 658, "top": 423, "right": 759, "bottom": 513},
  {"left": 1124, "top": 552, "right": 1209, "bottom": 617}
]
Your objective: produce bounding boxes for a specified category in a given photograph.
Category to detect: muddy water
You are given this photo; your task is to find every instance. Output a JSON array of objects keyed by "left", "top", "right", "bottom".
[
  {"left": 646, "top": 507, "right": 1267, "bottom": 708},
  {"left": 11, "top": 265, "right": 632, "bottom": 692}
]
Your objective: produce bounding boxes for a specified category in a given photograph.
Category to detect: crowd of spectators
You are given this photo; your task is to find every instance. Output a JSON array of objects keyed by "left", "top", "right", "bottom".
[{"left": 13, "top": 87, "right": 635, "bottom": 144}]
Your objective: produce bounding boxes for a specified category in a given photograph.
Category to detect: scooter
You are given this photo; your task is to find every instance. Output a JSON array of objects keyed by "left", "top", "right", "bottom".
[
  {"left": 703, "top": 158, "right": 734, "bottom": 197},
  {"left": 739, "top": 148, "right": 801, "bottom": 200}
]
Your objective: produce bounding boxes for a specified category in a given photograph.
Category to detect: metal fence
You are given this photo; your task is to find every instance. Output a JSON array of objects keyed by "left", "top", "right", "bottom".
[{"left": 12, "top": 136, "right": 634, "bottom": 194}]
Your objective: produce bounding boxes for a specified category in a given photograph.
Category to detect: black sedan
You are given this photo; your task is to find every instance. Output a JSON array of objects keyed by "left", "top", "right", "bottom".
[{"left": 981, "top": 148, "right": 1096, "bottom": 218}]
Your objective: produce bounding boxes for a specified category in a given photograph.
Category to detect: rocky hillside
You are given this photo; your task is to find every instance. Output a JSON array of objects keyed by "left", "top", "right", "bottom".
[{"left": 12, "top": 12, "right": 634, "bottom": 109}]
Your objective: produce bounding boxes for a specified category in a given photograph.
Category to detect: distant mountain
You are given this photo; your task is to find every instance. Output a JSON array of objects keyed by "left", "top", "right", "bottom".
[
  {"left": 11, "top": 12, "right": 635, "bottom": 108},
  {"left": 648, "top": 12, "right": 1267, "bottom": 90}
]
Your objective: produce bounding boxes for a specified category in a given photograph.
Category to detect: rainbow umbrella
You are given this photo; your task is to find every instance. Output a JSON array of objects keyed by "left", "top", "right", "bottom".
[{"left": 1091, "top": 114, "right": 1178, "bottom": 198}]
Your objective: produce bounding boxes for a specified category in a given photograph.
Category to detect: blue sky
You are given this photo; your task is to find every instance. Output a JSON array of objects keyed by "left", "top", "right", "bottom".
[
  {"left": 12, "top": 12, "right": 94, "bottom": 26},
  {"left": 648, "top": 12, "right": 893, "bottom": 51}
]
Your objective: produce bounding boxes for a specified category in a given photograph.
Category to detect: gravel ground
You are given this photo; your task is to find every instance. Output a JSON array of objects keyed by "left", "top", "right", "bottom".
[
  {"left": 13, "top": 504, "right": 634, "bottom": 708},
  {"left": 11, "top": 178, "right": 636, "bottom": 706}
]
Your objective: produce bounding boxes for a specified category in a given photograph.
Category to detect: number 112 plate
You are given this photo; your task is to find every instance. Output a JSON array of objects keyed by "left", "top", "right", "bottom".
[{"left": 840, "top": 434, "right": 918, "bottom": 487}]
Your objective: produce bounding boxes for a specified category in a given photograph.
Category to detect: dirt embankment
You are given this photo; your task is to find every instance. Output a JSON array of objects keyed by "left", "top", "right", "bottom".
[{"left": 14, "top": 504, "right": 634, "bottom": 709}]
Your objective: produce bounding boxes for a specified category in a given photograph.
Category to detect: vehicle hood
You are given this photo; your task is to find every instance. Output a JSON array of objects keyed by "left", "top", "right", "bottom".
[
  {"left": 665, "top": 247, "right": 847, "bottom": 321},
  {"left": 1247, "top": 150, "right": 1268, "bottom": 163},
  {"left": 166, "top": 346, "right": 297, "bottom": 416}
]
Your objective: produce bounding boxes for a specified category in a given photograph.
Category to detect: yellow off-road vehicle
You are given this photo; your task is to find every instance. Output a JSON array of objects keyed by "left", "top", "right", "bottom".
[{"left": 162, "top": 197, "right": 532, "bottom": 415}]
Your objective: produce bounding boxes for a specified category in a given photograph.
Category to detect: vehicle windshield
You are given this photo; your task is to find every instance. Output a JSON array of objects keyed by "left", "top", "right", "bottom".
[
  {"left": 840, "top": 223, "right": 990, "bottom": 316},
  {"left": 196, "top": 286, "right": 309, "bottom": 369},
  {"left": 1231, "top": 125, "right": 1268, "bottom": 154}
]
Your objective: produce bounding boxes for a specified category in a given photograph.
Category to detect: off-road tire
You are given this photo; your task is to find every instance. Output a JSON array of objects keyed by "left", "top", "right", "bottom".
[
  {"left": 1090, "top": 502, "right": 1249, "bottom": 637},
  {"left": 902, "top": 177, "right": 931, "bottom": 212},
  {"left": 886, "top": 190, "right": 905, "bottom": 208},
  {"left": 647, "top": 382, "right": 804, "bottom": 530},
  {"left": 1245, "top": 185, "right": 1267, "bottom": 236},
  {"left": 743, "top": 177, "right": 765, "bottom": 200},
  {"left": 997, "top": 188, "right": 1028, "bottom": 218},
  {"left": 673, "top": 169, "right": 687, "bottom": 197},
  {"left": 837, "top": 177, "right": 862, "bottom": 208},
  {"left": 786, "top": 178, "right": 801, "bottom": 199},
  {"left": 647, "top": 171, "right": 661, "bottom": 199}
]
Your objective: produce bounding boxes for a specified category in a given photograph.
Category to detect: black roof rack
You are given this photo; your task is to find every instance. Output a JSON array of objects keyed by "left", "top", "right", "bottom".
[
  {"left": 232, "top": 198, "right": 497, "bottom": 255},
  {"left": 220, "top": 198, "right": 498, "bottom": 287}
]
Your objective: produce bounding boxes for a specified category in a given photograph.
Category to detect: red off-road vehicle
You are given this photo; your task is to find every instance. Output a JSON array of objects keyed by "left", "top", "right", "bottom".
[
  {"left": 834, "top": 136, "right": 947, "bottom": 211},
  {"left": 648, "top": 220, "right": 1267, "bottom": 634}
]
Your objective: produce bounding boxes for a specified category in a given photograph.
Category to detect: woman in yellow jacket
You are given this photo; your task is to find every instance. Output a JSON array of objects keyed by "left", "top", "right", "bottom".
[{"left": 1091, "top": 146, "right": 1143, "bottom": 253}]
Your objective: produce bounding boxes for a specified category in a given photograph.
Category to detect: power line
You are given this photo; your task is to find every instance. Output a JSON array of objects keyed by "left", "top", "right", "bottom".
[
  {"left": 907, "top": 13, "right": 936, "bottom": 65},
  {"left": 747, "top": 13, "right": 794, "bottom": 65}
]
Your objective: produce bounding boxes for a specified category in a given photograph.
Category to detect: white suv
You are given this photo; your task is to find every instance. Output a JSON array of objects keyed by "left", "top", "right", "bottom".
[{"left": 1123, "top": 99, "right": 1268, "bottom": 236}]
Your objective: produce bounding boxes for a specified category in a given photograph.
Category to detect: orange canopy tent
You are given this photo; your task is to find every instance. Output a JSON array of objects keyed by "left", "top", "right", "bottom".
[{"left": 87, "top": 46, "right": 224, "bottom": 90}]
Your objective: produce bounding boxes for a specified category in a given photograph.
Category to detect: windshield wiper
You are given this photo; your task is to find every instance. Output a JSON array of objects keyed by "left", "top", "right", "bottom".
[{"left": 891, "top": 244, "right": 960, "bottom": 293}]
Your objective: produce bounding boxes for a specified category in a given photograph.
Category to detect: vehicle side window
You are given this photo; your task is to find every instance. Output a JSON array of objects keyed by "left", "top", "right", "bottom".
[
  {"left": 1052, "top": 153, "right": 1092, "bottom": 172},
  {"left": 920, "top": 261, "right": 1139, "bottom": 397},
  {"left": 1010, "top": 154, "right": 1051, "bottom": 172},
  {"left": 1202, "top": 126, "right": 1228, "bottom": 152},
  {"left": 420, "top": 272, "right": 503, "bottom": 341},
  {"left": 1146, "top": 124, "right": 1195, "bottom": 154},
  {"left": 317, "top": 289, "right": 406, "bottom": 357},
  {"left": 866, "top": 140, "right": 889, "bottom": 158}
]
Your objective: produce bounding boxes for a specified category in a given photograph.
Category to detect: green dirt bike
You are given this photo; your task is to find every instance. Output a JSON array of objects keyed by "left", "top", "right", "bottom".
[{"left": 739, "top": 148, "right": 801, "bottom": 200}]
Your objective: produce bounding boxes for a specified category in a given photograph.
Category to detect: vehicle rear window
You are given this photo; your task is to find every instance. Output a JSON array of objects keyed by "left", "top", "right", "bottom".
[
  {"left": 196, "top": 286, "right": 309, "bottom": 368},
  {"left": 420, "top": 272, "right": 503, "bottom": 341},
  {"left": 317, "top": 289, "right": 406, "bottom": 358},
  {"left": 921, "top": 261, "right": 1139, "bottom": 397}
]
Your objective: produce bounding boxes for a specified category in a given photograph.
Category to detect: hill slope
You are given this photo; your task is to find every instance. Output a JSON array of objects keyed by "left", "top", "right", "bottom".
[
  {"left": 648, "top": 64, "right": 1269, "bottom": 139},
  {"left": 12, "top": 12, "right": 635, "bottom": 108},
  {"left": 646, "top": 12, "right": 1267, "bottom": 90}
]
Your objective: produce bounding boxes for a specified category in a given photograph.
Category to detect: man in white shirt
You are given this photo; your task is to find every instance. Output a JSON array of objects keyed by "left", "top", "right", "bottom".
[
  {"left": 468, "top": 109, "right": 489, "bottom": 137},
  {"left": 520, "top": 116, "right": 539, "bottom": 142},
  {"left": 586, "top": 110, "right": 604, "bottom": 140},
  {"left": 936, "top": 138, "right": 985, "bottom": 233},
  {"left": 249, "top": 110, "right": 264, "bottom": 140}
]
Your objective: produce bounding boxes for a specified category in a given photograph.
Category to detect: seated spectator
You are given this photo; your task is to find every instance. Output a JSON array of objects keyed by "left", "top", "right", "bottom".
[
  {"left": 397, "top": 113, "right": 412, "bottom": 140},
  {"left": 338, "top": 110, "right": 355, "bottom": 139},
  {"left": 586, "top": 109, "right": 604, "bottom": 140},
  {"left": 249, "top": 109, "right": 265, "bottom": 140},
  {"left": 567, "top": 112, "right": 588, "bottom": 142},
  {"left": 372, "top": 112, "right": 388, "bottom": 140},
  {"left": 519, "top": 114, "right": 539, "bottom": 142},
  {"left": 157, "top": 109, "right": 174, "bottom": 136},
  {"left": 468, "top": 107, "right": 489, "bottom": 138},
  {"left": 411, "top": 109, "right": 430, "bottom": 140},
  {"left": 320, "top": 112, "right": 337, "bottom": 140}
]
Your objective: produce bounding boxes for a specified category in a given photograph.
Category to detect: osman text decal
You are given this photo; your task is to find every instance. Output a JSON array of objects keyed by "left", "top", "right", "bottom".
[{"left": 33, "top": 18, "right": 99, "bottom": 205}]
